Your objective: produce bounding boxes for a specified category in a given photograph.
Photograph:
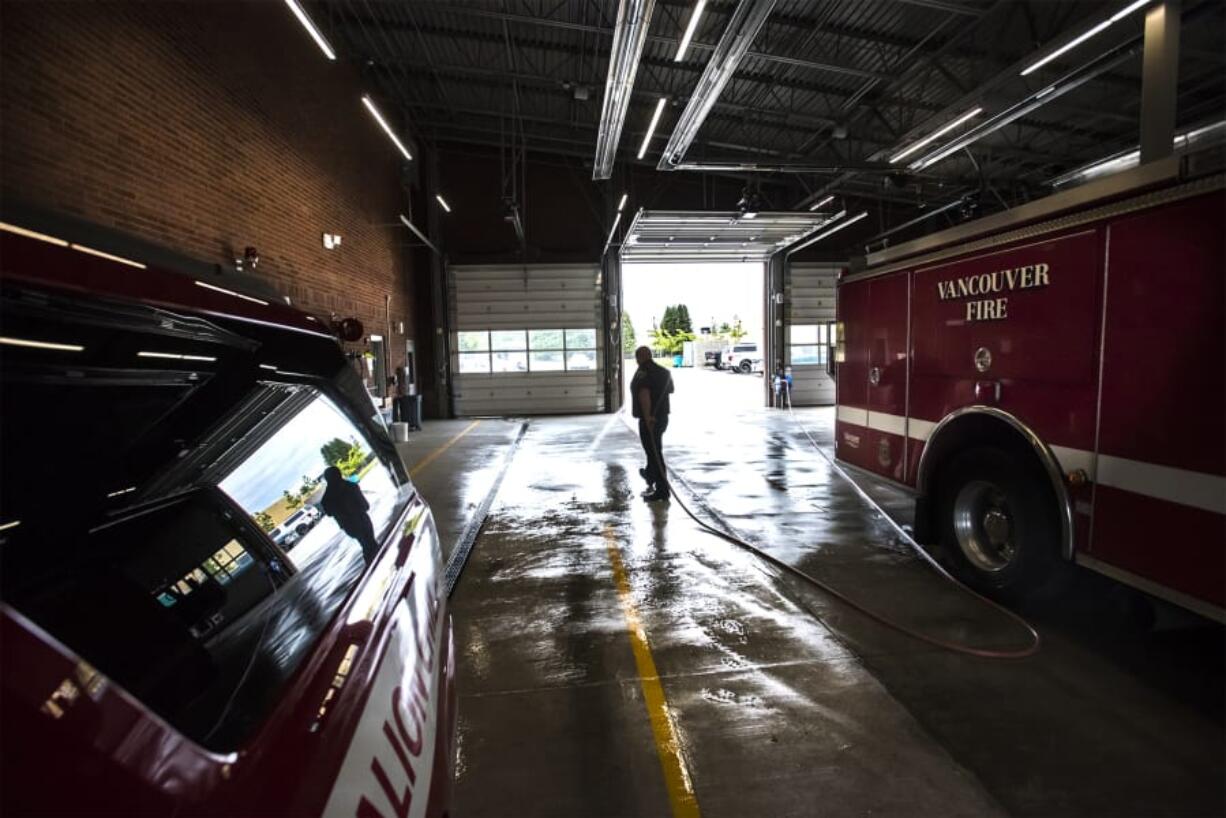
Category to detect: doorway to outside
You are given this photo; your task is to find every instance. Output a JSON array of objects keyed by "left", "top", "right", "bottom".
[{"left": 621, "top": 261, "right": 766, "bottom": 417}]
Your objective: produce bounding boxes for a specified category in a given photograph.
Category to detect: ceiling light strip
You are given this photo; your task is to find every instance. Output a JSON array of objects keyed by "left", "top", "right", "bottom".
[
  {"left": 889, "top": 107, "right": 982, "bottom": 164},
  {"left": 362, "top": 95, "right": 413, "bottom": 161},
  {"left": 69, "top": 243, "right": 146, "bottom": 269},
  {"left": 910, "top": 41, "right": 1138, "bottom": 171},
  {"left": 284, "top": 0, "right": 336, "bottom": 61},
  {"left": 807, "top": 195, "right": 835, "bottom": 212},
  {"left": 674, "top": 0, "right": 707, "bottom": 61},
  {"left": 0, "top": 336, "right": 85, "bottom": 352},
  {"left": 194, "top": 280, "right": 270, "bottom": 306},
  {"left": 788, "top": 210, "right": 869, "bottom": 254},
  {"left": 435, "top": 195, "right": 452, "bottom": 213},
  {"left": 1020, "top": 0, "right": 1151, "bottom": 76},
  {"left": 657, "top": 0, "right": 778, "bottom": 170},
  {"left": 637, "top": 97, "right": 668, "bottom": 160},
  {"left": 0, "top": 221, "right": 69, "bottom": 246}
]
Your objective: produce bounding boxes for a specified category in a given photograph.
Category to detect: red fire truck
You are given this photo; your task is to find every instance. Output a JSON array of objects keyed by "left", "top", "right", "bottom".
[
  {"left": 0, "top": 225, "right": 457, "bottom": 816},
  {"left": 834, "top": 155, "right": 1225, "bottom": 621}
]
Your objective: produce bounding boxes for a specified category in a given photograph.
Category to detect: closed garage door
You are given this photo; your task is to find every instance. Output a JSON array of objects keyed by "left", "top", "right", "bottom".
[
  {"left": 785, "top": 263, "right": 838, "bottom": 406},
  {"left": 450, "top": 264, "right": 603, "bottom": 416}
]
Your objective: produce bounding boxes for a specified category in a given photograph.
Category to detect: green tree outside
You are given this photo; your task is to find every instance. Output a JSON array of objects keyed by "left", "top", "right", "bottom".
[{"left": 621, "top": 311, "right": 637, "bottom": 357}]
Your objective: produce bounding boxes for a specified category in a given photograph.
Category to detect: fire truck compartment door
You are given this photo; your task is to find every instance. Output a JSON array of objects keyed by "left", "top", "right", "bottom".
[
  {"left": 837, "top": 272, "right": 909, "bottom": 481},
  {"left": 911, "top": 230, "right": 1100, "bottom": 385}
]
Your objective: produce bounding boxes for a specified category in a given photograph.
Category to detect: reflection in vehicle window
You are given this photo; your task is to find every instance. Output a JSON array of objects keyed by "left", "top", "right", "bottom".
[
  {"left": 219, "top": 393, "right": 404, "bottom": 573},
  {"left": 5, "top": 492, "right": 292, "bottom": 750}
]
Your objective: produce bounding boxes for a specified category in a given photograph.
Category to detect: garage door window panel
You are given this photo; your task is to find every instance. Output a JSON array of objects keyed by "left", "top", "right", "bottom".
[
  {"left": 529, "top": 330, "right": 565, "bottom": 371},
  {"left": 490, "top": 330, "right": 527, "bottom": 373},
  {"left": 789, "top": 324, "right": 827, "bottom": 365},
  {"left": 564, "top": 328, "right": 597, "bottom": 371}
]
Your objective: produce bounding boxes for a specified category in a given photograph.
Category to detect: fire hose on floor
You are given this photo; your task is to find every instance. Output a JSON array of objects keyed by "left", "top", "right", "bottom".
[{"left": 626, "top": 385, "right": 1041, "bottom": 660}]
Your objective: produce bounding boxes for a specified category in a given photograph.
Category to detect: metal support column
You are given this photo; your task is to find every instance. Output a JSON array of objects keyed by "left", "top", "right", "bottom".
[
  {"left": 602, "top": 249, "right": 624, "bottom": 412},
  {"left": 1140, "top": 0, "right": 1181, "bottom": 164},
  {"left": 764, "top": 252, "right": 786, "bottom": 407}
]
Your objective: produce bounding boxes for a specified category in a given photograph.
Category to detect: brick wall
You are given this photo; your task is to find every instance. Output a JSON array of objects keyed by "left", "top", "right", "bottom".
[{"left": 0, "top": 1, "right": 421, "bottom": 387}]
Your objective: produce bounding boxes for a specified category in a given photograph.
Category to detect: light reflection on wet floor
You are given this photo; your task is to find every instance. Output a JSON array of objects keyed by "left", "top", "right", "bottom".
[{"left": 443, "top": 377, "right": 1223, "bottom": 818}]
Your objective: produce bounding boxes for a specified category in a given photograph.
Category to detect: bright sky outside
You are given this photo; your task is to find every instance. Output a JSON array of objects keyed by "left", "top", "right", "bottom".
[{"left": 621, "top": 262, "right": 764, "bottom": 353}]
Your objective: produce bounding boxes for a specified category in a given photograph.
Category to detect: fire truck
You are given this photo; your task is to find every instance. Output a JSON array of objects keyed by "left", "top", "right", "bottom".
[
  {"left": 0, "top": 225, "right": 457, "bottom": 816},
  {"left": 834, "top": 154, "right": 1225, "bottom": 621}
]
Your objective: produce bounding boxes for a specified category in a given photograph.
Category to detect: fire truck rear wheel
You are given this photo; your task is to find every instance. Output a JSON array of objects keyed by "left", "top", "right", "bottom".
[{"left": 935, "top": 446, "right": 1059, "bottom": 599}]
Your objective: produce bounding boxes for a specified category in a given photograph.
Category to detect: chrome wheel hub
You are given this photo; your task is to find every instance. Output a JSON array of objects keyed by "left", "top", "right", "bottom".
[{"left": 952, "top": 480, "right": 1016, "bottom": 572}]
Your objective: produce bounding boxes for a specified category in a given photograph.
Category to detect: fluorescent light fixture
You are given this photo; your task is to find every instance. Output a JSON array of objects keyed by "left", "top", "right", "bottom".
[
  {"left": 69, "top": 243, "right": 146, "bottom": 269},
  {"left": 362, "top": 95, "right": 413, "bottom": 161},
  {"left": 788, "top": 210, "right": 869, "bottom": 254},
  {"left": 890, "top": 108, "right": 982, "bottom": 163},
  {"left": 0, "top": 520, "right": 20, "bottom": 533},
  {"left": 106, "top": 486, "right": 136, "bottom": 498},
  {"left": 0, "top": 222, "right": 69, "bottom": 246},
  {"left": 592, "top": 0, "right": 657, "bottom": 179},
  {"left": 137, "top": 351, "right": 217, "bottom": 362},
  {"left": 195, "top": 280, "right": 269, "bottom": 306},
  {"left": 1021, "top": 0, "right": 1151, "bottom": 76},
  {"left": 638, "top": 97, "right": 668, "bottom": 160},
  {"left": 259, "top": 363, "right": 278, "bottom": 370},
  {"left": 435, "top": 194, "right": 452, "bottom": 213},
  {"left": 807, "top": 195, "right": 835, "bottom": 212},
  {"left": 606, "top": 212, "right": 623, "bottom": 248},
  {"left": 618, "top": 193, "right": 629, "bottom": 211},
  {"left": 284, "top": 0, "right": 336, "bottom": 60},
  {"left": 0, "top": 336, "right": 84, "bottom": 352},
  {"left": 674, "top": 0, "right": 707, "bottom": 61},
  {"left": 656, "top": 0, "right": 776, "bottom": 170},
  {"left": 274, "top": 368, "right": 313, "bottom": 378},
  {"left": 1049, "top": 119, "right": 1226, "bottom": 187}
]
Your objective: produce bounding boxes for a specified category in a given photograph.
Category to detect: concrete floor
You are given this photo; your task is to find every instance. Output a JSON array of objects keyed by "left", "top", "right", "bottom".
[{"left": 400, "top": 368, "right": 1226, "bottom": 818}]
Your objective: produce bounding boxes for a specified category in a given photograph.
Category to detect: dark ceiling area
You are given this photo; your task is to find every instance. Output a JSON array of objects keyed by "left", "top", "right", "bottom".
[{"left": 314, "top": 0, "right": 1225, "bottom": 255}]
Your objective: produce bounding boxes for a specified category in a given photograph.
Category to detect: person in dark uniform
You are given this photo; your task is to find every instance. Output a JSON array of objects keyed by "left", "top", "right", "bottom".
[
  {"left": 630, "top": 345, "right": 674, "bottom": 502},
  {"left": 319, "top": 466, "right": 379, "bottom": 562}
]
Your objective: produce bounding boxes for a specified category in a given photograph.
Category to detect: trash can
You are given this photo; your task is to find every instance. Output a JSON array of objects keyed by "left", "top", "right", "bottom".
[
  {"left": 391, "top": 421, "right": 410, "bottom": 442},
  {"left": 406, "top": 395, "right": 423, "bottom": 430}
]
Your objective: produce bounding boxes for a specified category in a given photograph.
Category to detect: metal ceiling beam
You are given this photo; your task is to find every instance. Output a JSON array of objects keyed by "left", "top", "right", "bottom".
[{"left": 390, "top": 1, "right": 889, "bottom": 81}]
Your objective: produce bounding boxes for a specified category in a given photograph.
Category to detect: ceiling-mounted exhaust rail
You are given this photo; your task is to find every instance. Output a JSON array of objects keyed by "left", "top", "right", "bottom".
[
  {"left": 657, "top": 0, "right": 777, "bottom": 171},
  {"left": 593, "top": 0, "right": 657, "bottom": 180}
]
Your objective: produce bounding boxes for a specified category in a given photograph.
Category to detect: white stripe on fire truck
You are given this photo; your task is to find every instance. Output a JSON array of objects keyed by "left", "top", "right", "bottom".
[
  {"left": 836, "top": 405, "right": 868, "bottom": 426},
  {"left": 1097, "top": 455, "right": 1226, "bottom": 516},
  {"left": 838, "top": 406, "right": 1225, "bottom": 516}
]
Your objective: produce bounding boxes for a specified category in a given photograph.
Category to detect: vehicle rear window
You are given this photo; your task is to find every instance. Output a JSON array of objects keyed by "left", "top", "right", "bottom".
[
  {"left": 734, "top": 344, "right": 756, "bottom": 352},
  {"left": 0, "top": 291, "right": 411, "bottom": 750}
]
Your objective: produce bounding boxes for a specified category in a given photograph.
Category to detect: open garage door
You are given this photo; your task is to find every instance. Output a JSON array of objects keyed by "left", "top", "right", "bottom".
[
  {"left": 449, "top": 264, "right": 604, "bottom": 416},
  {"left": 785, "top": 263, "right": 839, "bottom": 406}
]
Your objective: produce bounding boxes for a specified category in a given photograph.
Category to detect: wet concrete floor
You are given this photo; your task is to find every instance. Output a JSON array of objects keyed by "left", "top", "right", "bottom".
[{"left": 404, "top": 369, "right": 1226, "bottom": 817}]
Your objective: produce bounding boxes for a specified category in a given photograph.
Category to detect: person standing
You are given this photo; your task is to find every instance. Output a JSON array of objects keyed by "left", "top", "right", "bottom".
[{"left": 630, "top": 346, "right": 674, "bottom": 502}]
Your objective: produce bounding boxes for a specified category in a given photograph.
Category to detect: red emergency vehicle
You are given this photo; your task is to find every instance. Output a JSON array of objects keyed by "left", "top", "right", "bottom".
[
  {"left": 0, "top": 225, "right": 457, "bottom": 816},
  {"left": 834, "top": 155, "right": 1225, "bottom": 621}
]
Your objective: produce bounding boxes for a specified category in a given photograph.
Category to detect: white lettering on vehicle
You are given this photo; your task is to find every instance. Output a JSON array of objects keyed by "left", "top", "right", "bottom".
[
  {"left": 322, "top": 573, "right": 444, "bottom": 818},
  {"left": 936, "top": 262, "right": 1049, "bottom": 322}
]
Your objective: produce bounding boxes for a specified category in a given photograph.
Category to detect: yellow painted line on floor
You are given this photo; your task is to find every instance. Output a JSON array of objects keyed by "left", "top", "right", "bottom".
[
  {"left": 603, "top": 523, "right": 701, "bottom": 818},
  {"left": 409, "top": 420, "right": 481, "bottom": 477}
]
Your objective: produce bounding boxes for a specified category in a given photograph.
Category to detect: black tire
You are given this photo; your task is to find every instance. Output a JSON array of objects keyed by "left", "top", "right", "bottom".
[
  {"left": 934, "top": 446, "right": 1059, "bottom": 600},
  {"left": 738, "top": 360, "right": 752, "bottom": 373}
]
